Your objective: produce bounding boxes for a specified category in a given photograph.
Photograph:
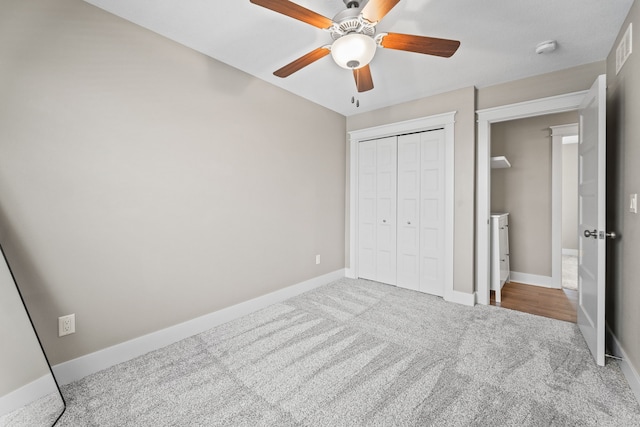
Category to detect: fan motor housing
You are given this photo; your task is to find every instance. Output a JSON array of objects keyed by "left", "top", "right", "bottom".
[{"left": 331, "top": 8, "right": 376, "bottom": 40}]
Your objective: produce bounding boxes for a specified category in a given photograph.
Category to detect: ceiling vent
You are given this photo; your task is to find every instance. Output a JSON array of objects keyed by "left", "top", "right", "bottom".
[{"left": 616, "top": 23, "right": 633, "bottom": 75}]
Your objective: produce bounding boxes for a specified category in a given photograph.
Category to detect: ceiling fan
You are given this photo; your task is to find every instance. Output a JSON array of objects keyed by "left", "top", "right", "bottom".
[{"left": 250, "top": 0, "right": 461, "bottom": 93}]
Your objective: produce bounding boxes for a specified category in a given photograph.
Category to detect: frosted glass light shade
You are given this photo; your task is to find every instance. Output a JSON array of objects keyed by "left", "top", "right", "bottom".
[{"left": 331, "top": 33, "right": 377, "bottom": 69}]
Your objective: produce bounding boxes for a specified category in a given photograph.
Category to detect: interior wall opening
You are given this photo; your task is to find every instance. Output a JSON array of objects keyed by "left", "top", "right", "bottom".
[{"left": 487, "top": 112, "right": 579, "bottom": 322}]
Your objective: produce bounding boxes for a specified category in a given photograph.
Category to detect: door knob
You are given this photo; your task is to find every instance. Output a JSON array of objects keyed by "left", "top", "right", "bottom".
[{"left": 584, "top": 229, "right": 597, "bottom": 239}]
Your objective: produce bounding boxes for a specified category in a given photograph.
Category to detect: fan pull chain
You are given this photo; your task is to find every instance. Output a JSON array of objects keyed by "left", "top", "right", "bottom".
[{"left": 351, "top": 96, "right": 360, "bottom": 108}]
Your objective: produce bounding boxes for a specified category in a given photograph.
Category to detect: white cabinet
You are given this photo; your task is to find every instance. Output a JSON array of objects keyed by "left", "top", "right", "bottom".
[{"left": 490, "top": 213, "right": 510, "bottom": 302}]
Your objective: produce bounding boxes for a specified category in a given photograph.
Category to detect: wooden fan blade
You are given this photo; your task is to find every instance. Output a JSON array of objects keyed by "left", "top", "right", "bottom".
[
  {"left": 353, "top": 65, "right": 374, "bottom": 92},
  {"left": 380, "top": 33, "right": 460, "bottom": 57},
  {"left": 250, "top": 0, "right": 333, "bottom": 29},
  {"left": 361, "top": 0, "right": 400, "bottom": 23},
  {"left": 274, "top": 47, "right": 330, "bottom": 78}
]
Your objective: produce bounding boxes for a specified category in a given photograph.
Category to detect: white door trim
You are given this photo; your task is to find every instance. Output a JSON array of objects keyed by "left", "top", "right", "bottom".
[
  {"left": 348, "top": 112, "right": 456, "bottom": 302},
  {"left": 476, "top": 92, "right": 587, "bottom": 305},
  {"left": 550, "top": 123, "right": 579, "bottom": 289}
]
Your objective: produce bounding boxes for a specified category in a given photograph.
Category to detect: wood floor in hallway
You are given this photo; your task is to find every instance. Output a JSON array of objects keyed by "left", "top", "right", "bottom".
[{"left": 491, "top": 281, "right": 578, "bottom": 323}]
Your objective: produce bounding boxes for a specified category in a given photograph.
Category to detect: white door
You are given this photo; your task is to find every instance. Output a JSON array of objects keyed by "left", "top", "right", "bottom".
[
  {"left": 358, "top": 140, "right": 377, "bottom": 281},
  {"left": 357, "top": 137, "right": 397, "bottom": 284},
  {"left": 577, "top": 74, "right": 607, "bottom": 366},
  {"left": 397, "top": 130, "right": 445, "bottom": 295},
  {"left": 419, "top": 130, "right": 446, "bottom": 296},
  {"left": 397, "top": 134, "right": 421, "bottom": 290},
  {"left": 376, "top": 137, "right": 398, "bottom": 285}
]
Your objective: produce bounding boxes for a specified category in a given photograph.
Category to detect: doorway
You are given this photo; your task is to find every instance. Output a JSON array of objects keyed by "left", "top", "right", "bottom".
[
  {"left": 478, "top": 76, "right": 608, "bottom": 365},
  {"left": 476, "top": 91, "right": 588, "bottom": 306},
  {"left": 490, "top": 113, "right": 578, "bottom": 286},
  {"left": 486, "top": 115, "right": 578, "bottom": 321}
]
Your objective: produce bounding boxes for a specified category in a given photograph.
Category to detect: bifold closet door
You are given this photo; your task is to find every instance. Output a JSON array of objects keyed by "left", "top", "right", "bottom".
[
  {"left": 397, "top": 130, "right": 446, "bottom": 296},
  {"left": 357, "top": 137, "right": 397, "bottom": 285}
]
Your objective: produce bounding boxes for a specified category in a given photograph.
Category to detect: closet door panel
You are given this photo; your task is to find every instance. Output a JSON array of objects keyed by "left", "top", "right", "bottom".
[
  {"left": 376, "top": 137, "right": 397, "bottom": 285},
  {"left": 420, "top": 130, "right": 446, "bottom": 296},
  {"left": 397, "top": 134, "right": 421, "bottom": 290},
  {"left": 357, "top": 140, "right": 377, "bottom": 281}
]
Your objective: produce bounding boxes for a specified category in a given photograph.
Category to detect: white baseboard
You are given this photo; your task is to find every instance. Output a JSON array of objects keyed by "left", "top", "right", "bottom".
[
  {"left": 53, "top": 269, "right": 346, "bottom": 386},
  {"left": 445, "top": 290, "right": 475, "bottom": 307},
  {"left": 0, "top": 374, "right": 59, "bottom": 417},
  {"left": 562, "top": 248, "right": 579, "bottom": 256},
  {"left": 509, "top": 271, "right": 560, "bottom": 289},
  {"left": 345, "top": 268, "right": 356, "bottom": 279},
  {"left": 606, "top": 323, "right": 640, "bottom": 406}
]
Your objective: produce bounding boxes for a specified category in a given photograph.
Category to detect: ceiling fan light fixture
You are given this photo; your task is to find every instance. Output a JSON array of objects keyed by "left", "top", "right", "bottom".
[{"left": 331, "top": 33, "right": 377, "bottom": 69}]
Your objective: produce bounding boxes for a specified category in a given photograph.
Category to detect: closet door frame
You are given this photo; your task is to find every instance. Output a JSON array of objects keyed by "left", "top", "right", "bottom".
[{"left": 348, "top": 112, "right": 456, "bottom": 303}]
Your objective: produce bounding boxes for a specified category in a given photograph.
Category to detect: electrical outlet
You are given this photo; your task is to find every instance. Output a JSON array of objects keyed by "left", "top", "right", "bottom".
[
  {"left": 58, "top": 314, "right": 75, "bottom": 337},
  {"left": 316, "top": 254, "right": 321, "bottom": 265}
]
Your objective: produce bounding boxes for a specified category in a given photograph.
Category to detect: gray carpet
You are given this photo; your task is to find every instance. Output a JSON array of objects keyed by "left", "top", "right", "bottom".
[
  {"left": 0, "top": 392, "right": 63, "bottom": 427},
  {"left": 5, "top": 278, "right": 640, "bottom": 426}
]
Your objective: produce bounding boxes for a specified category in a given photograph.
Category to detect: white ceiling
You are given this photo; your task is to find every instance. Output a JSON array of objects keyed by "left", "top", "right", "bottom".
[{"left": 83, "top": 0, "right": 633, "bottom": 116}]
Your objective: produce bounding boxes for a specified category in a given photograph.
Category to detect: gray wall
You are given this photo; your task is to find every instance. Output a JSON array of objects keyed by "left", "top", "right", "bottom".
[
  {"left": 346, "top": 87, "right": 477, "bottom": 294},
  {"left": 0, "top": 0, "right": 346, "bottom": 366},
  {"left": 606, "top": 0, "right": 640, "bottom": 382},
  {"left": 562, "top": 143, "right": 579, "bottom": 251},
  {"left": 490, "top": 112, "right": 578, "bottom": 277},
  {"left": 477, "top": 61, "right": 606, "bottom": 110},
  {"left": 0, "top": 253, "right": 49, "bottom": 397}
]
